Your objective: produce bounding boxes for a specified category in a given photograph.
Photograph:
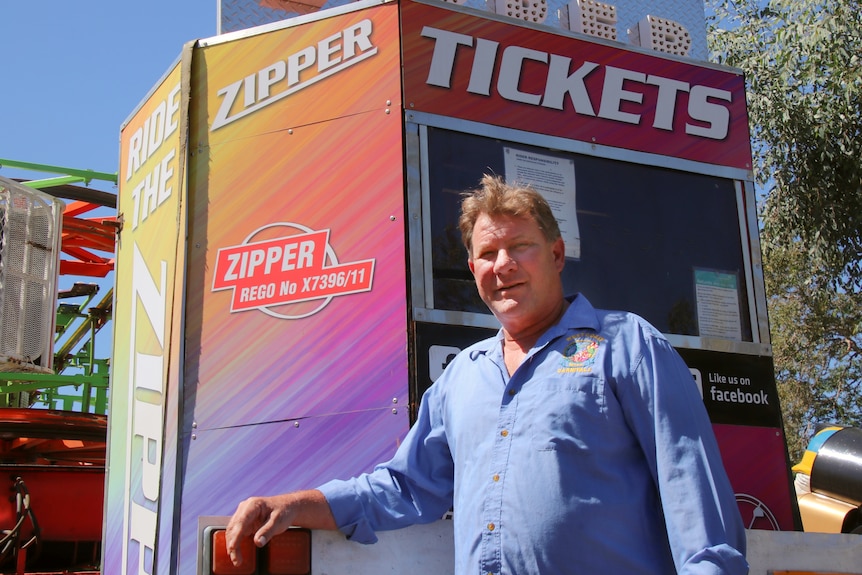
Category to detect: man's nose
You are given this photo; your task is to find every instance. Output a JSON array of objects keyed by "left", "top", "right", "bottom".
[{"left": 493, "top": 249, "right": 517, "bottom": 273}]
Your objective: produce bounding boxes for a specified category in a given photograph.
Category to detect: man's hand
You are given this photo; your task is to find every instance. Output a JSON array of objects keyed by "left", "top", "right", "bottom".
[
  {"left": 225, "top": 489, "right": 337, "bottom": 566},
  {"left": 225, "top": 494, "right": 292, "bottom": 565}
]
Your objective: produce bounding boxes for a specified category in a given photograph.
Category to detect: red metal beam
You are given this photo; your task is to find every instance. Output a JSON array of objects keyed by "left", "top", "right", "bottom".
[{"left": 59, "top": 201, "right": 118, "bottom": 277}]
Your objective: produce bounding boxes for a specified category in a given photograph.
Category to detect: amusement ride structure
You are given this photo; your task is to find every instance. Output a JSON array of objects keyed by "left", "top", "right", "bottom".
[{"left": 0, "top": 159, "right": 116, "bottom": 574}]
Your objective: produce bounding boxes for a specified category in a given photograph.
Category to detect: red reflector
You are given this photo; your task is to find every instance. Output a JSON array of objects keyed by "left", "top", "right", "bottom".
[
  {"left": 212, "top": 529, "right": 256, "bottom": 575},
  {"left": 265, "top": 529, "right": 311, "bottom": 575}
]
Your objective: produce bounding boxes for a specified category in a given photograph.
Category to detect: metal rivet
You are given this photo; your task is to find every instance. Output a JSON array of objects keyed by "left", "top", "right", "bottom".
[
  {"left": 392, "top": 398, "right": 398, "bottom": 404},
  {"left": 392, "top": 408, "right": 398, "bottom": 415},
  {"left": 294, "top": 421, "right": 300, "bottom": 428},
  {"left": 390, "top": 215, "right": 396, "bottom": 221}
]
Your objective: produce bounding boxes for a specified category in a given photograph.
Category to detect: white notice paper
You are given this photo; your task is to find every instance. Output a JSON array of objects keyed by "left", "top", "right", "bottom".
[
  {"left": 695, "top": 269, "right": 742, "bottom": 340},
  {"left": 503, "top": 147, "right": 580, "bottom": 259}
]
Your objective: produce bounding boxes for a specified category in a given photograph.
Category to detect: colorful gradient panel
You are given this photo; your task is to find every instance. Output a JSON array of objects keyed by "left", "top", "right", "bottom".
[
  {"left": 105, "top": 59, "right": 188, "bottom": 575},
  {"left": 176, "top": 3, "right": 407, "bottom": 573}
]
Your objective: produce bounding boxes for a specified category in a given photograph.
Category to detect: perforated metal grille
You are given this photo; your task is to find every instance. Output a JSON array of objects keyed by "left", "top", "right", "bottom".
[
  {"left": 0, "top": 178, "right": 62, "bottom": 373},
  {"left": 629, "top": 14, "right": 692, "bottom": 56},
  {"left": 569, "top": 0, "right": 617, "bottom": 40},
  {"left": 218, "top": 0, "right": 708, "bottom": 60},
  {"left": 494, "top": 0, "right": 548, "bottom": 23}
]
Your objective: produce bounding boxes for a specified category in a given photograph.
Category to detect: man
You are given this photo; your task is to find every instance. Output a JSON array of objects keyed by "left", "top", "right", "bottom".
[{"left": 226, "top": 175, "right": 748, "bottom": 573}]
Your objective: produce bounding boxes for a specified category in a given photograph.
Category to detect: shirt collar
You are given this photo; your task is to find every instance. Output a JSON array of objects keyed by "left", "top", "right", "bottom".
[
  {"left": 537, "top": 293, "right": 601, "bottom": 345},
  {"left": 469, "top": 293, "right": 601, "bottom": 360},
  {"left": 562, "top": 293, "right": 601, "bottom": 331}
]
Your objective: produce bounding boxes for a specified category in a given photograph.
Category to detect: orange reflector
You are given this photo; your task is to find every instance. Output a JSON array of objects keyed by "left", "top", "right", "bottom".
[
  {"left": 265, "top": 529, "right": 311, "bottom": 575},
  {"left": 211, "top": 529, "right": 256, "bottom": 575}
]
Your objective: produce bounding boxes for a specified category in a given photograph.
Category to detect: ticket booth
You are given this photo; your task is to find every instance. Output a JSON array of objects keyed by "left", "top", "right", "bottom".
[{"left": 104, "top": 1, "right": 798, "bottom": 573}]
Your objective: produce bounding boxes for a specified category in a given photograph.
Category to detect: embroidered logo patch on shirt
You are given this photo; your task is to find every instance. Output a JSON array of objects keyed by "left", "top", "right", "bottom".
[{"left": 559, "top": 333, "right": 604, "bottom": 373}]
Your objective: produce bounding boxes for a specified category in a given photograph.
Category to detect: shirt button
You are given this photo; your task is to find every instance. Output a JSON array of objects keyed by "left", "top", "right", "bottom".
[
  {"left": 488, "top": 523, "right": 495, "bottom": 531},
  {"left": 501, "top": 430, "right": 508, "bottom": 437},
  {"left": 508, "top": 388, "right": 516, "bottom": 396},
  {"left": 492, "top": 474, "right": 500, "bottom": 482}
]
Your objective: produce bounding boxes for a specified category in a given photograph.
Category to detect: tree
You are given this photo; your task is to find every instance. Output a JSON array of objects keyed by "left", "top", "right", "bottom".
[
  {"left": 762, "top": 239, "right": 862, "bottom": 459},
  {"left": 707, "top": 0, "right": 862, "bottom": 460}
]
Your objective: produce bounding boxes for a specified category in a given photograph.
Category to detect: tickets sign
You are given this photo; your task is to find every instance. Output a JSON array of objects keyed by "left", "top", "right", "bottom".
[
  {"left": 401, "top": 0, "right": 753, "bottom": 171},
  {"left": 212, "top": 223, "right": 375, "bottom": 314}
]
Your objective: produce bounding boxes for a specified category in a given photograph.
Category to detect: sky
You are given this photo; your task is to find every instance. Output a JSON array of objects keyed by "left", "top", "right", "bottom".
[
  {"left": 1, "top": 1, "right": 218, "bottom": 189},
  {"left": 0, "top": 1, "right": 219, "bottom": 387}
]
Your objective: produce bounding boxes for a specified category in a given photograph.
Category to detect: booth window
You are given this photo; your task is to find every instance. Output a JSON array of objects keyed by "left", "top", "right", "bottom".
[{"left": 426, "top": 127, "right": 753, "bottom": 342}]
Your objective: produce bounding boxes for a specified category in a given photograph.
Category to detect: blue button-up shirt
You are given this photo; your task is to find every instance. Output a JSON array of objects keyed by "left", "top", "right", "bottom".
[{"left": 319, "top": 295, "right": 748, "bottom": 574}]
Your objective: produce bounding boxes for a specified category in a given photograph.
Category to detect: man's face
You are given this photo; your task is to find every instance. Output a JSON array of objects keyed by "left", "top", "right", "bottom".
[{"left": 468, "top": 212, "right": 565, "bottom": 334}]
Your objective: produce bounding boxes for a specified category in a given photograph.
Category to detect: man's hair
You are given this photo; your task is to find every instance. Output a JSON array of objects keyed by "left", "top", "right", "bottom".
[{"left": 459, "top": 174, "right": 561, "bottom": 253}]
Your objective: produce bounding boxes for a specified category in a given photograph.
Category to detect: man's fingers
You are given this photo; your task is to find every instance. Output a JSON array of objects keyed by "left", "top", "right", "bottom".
[
  {"left": 226, "top": 522, "right": 248, "bottom": 566},
  {"left": 228, "top": 545, "right": 243, "bottom": 567},
  {"left": 254, "top": 530, "right": 269, "bottom": 548},
  {"left": 253, "top": 510, "right": 287, "bottom": 548},
  {"left": 225, "top": 498, "right": 264, "bottom": 566}
]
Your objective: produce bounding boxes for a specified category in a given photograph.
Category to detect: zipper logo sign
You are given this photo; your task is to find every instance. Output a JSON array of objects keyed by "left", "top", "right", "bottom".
[
  {"left": 212, "top": 222, "right": 375, "bottom": 317},
  {"left": 212, "top": 19, "right": 377, "bottom": 130}
]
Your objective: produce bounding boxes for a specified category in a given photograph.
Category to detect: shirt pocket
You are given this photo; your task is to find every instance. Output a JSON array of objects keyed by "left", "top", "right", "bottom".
[{"left": 523, "top": 374, "right": 606, "bottom": 452}]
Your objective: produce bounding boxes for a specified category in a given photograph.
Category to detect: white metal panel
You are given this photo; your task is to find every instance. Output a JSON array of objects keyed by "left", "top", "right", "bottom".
[{"left": 313, "top": 521, "right": 455, "bottom": 573}]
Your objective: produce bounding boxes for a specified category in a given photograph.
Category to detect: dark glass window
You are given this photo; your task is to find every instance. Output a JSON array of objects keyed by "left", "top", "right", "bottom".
[{"left": 426, "top": 127, "right": 752, "bottom": 341}]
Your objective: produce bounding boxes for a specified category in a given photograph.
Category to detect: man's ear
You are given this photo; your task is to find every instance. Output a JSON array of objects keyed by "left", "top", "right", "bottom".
[
  {"left": 553, "top": 237, "right": 565, "bottom": 272},
  {"left": 468, "top": 257, "right": 476, "bottom": 275}
]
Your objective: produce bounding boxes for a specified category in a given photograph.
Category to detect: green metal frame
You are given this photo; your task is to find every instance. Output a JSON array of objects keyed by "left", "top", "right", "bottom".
[
  {"left": 0, "top": 158, "right": 117, "bottom": 187},
  {"left": 0, "top": 289, "right": 113, "bottom": 415}
]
